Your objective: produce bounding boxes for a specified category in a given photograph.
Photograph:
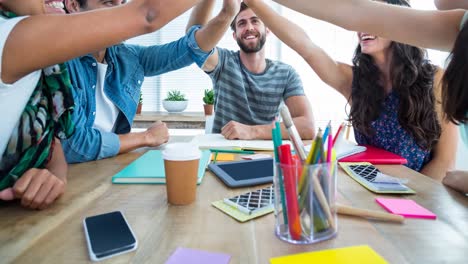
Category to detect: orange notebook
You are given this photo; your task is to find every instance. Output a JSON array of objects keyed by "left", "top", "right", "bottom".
[{"left": 338, "top": 145, "right": 407, "bottom": 164}]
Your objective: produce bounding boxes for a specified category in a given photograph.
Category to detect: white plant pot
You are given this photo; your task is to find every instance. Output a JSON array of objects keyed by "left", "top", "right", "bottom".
[{"left": 162, "top": 100, "right": 188, "bottom": 113}]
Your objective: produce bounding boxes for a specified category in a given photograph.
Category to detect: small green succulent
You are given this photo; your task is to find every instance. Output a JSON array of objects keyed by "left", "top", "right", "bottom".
[
  {"left": 165, "top": 90, "right": 187, "bottom": 101},
  {"left": 203, "top": 89, "right": 214, "bottom": 105}
]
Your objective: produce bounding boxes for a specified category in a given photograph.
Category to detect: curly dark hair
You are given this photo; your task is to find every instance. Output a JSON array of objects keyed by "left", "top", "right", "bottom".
[
  {"left": 349, "top": 0, "right": 441, "bottom": 150},
  {"left": 442, "top": 20, "right": 468, "bottom": 125}
]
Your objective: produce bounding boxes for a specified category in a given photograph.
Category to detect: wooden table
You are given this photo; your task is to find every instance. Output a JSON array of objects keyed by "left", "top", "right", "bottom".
[
  {"left": 1, "top": 147, "right": 467, "bottom": 263},
  {"left": 134, "top": 112, "right": 206, "bottom": 129}
]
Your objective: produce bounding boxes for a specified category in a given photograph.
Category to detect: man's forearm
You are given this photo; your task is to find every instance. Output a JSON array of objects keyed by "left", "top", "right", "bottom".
[
  {"left": 291, "top": 116, "right": 316, "bottom": 140},
  {"left": 186, "top": 0, "right": 216, "bottom": 32},
  {"left": 118, "top": 132, "right": 148, "bottom": 154},
  {"left": 194, "top": 2, "right": 238, "bottom": 52},
  {"left": 276, "top": 117, "right": 315, "bottom": 141},
  {"left": 252, "top": 123, "right": 276, "bottom": 140},
  {"left": 273, "top": 0, "right": 461, "bottom": 52}
]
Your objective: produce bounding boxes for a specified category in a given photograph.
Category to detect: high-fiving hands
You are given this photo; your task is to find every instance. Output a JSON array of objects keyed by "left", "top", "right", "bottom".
[{"left": 222, "top": 0, "right": 242, "bottom": 17}]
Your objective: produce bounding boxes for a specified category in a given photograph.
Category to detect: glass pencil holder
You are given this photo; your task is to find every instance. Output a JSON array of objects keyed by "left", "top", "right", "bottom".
[{"left": 273, "top": 162, "right": 337, "bottom": 244}]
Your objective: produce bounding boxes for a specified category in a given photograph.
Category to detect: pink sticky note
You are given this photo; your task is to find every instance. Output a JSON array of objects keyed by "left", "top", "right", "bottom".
[
  {"left": 165, "top": 248, "right": 231, "bottom": 264},
  {"left": 375, "top": 198, "right": 436, "bottom": 219}
]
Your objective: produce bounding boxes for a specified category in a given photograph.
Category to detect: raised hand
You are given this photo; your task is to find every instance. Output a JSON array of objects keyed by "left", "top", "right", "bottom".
[{"left": 222, "top": 0, "right": 242, "bottom": 17}]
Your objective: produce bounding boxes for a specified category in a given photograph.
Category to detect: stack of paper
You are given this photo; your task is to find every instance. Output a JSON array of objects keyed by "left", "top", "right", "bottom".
[
  {"left": 191, "top": 134, "right": 291, "bottom": 151},
  {"left": 333, "top": 137, "right": 366, "bottom": 160}
]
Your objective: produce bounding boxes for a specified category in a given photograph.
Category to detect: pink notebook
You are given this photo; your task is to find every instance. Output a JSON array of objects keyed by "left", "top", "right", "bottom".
[
  {"left": 375, "top": 198, "right": 436, "bottom": 219},
  {"left": 338, "top": 145, "right": 407, "bottom": 164}
]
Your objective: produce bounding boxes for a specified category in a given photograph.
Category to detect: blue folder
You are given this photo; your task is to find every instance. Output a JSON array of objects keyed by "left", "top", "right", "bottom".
[{"left": 112, "top": 150, "right": 211, "bottom": 184}]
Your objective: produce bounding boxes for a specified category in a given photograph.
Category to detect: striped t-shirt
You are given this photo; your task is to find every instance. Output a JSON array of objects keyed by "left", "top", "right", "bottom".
[{"left": 207, "top": 48, "right": 305, "bottom": 133}]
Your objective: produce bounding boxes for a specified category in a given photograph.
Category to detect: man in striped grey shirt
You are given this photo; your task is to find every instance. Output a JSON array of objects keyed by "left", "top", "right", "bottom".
[{"left": 188, "top": 0, "right": 315, "bottom": 140}]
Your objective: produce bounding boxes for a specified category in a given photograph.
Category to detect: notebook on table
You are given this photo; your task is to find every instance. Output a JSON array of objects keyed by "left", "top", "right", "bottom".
[
  {"left": 338, "top": 145, "right": 407, "bottom": 164},
  {"left": 112, "top": 150, "right": 211, "bottom": 184}
]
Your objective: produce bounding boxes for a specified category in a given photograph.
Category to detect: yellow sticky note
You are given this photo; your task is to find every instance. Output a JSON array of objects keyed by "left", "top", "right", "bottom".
[
  {"left": 270, "top": 245, "right": 388, "bottom": 264},
  {"left": 211, "top": 153, "right": 236, "bottom": 161}
]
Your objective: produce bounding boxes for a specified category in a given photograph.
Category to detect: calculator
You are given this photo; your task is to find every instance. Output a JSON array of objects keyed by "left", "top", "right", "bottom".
[
  {"left": 223, "top": 186, "right": 275, "bottom": 215},
  {"left": 339, "top": 162, "right": 415, "bottom": 194}
]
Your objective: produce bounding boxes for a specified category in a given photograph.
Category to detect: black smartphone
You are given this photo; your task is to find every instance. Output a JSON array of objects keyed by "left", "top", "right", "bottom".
[{"left": 83, "top": 211, "right": 138, "bottom": 261}]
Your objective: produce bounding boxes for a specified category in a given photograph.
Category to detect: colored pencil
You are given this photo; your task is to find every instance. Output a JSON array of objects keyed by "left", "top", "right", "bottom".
[
  {"left": 278, "top": 144, "right": 301, "bottom": 240},
  {"left": 332, "top": 122, "right": 345, "bottom": 147}
]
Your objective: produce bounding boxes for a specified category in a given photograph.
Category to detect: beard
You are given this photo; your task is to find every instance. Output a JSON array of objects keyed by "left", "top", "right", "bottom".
[{"left": 236, "top": 33, "right": 267, "bottom": 53}]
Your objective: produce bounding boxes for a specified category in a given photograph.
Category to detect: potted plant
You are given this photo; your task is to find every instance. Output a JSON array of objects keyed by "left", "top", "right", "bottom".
[
  {"left": 202, "top": 88, "right": 214, "bottom": 115},
  {"left": 162, "top": 90, "right": 188, "bottom": 113},
  {"left": 136, "top": 91, "right": 143, "bottom": 114}
]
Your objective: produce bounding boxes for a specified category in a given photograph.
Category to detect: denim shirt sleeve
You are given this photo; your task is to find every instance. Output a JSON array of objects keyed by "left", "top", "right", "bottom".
[
  {"left": 130, "top": 25, "right": 213, "bottom": 76},
  {"left": 61, "top": 76, "right": 120, "bottom": 163},
  {"left": 186, "top": 25, "right": 215, "bottom": 67}
]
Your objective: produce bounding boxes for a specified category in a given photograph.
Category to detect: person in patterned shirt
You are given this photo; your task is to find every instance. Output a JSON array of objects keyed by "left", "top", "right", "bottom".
[{"left": 0, "top": 0, "right": 202, "bottom": 209}]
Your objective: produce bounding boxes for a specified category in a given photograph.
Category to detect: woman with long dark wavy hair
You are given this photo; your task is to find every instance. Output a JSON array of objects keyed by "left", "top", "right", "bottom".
[
  {"left": 244, "top": 0, "right": 458, "bottom": 180},
  {"left": 268, "top": 0, "right": 468, "bottom": 192}
]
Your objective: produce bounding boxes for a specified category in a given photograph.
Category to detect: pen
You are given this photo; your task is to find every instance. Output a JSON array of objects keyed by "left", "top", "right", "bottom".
[
  {"left": 209, "top": 149, "right": 255, "bottom": 154},
  {"left": 322, "top": 120, "right": 331, "bottom": 146},
  {"left": 332, "top": 122, "right": 345, "bottom": 147},
  {"left": 272, "top": 123, "right": 289, "bottom": 225},
  {"left": 345, "top": 121, "right": 351, "bottom": 140},
  {"left": 326, "top": 126, "right": 333, "bottom": 163},
  {"left": 223, "top": 198, "right": 253, "bottom": 215},
  {"left": 279, "top": 105, "right": 307, "bottom": 161},
  {"left": 278, "top": 144, "right": 301, "bottom": 240},
  {"left": 336, "top": 204, "right": 405, "bottom": 223}
]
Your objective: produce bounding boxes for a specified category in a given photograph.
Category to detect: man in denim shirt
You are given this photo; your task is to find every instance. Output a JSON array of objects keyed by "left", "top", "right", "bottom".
[{"left": 62, "top": 0, "right": 241, "bottom": 163}]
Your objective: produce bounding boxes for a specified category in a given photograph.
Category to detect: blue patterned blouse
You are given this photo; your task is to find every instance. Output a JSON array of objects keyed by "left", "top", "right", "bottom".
[{"left": 354, "top": 91, "right": 432, "bottom": 171}]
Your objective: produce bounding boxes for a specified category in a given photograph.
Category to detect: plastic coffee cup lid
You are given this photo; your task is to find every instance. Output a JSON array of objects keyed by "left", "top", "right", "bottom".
[{"left": 162, "top": 143, "right": 201, "bottom": 161}]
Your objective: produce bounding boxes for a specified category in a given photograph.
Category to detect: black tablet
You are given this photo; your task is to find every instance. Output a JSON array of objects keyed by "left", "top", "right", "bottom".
[{"left": 208, "top": 158, "right": 274, "bottom": 188}]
